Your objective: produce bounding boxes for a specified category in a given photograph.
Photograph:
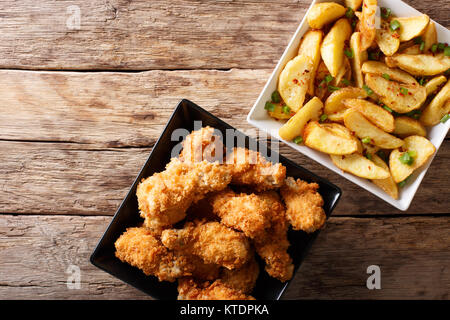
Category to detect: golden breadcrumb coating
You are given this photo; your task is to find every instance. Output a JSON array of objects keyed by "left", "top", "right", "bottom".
[
  {"left": 252, "top": 191, "right": 294, "bottom": 282},
  {"left": 114, "top": 227, "right": 191, "bottom": 282},
  {"left": 219, "top": 255, "right": 260, "bottom": 294},
  {"left": 226, "top": 147, "right": 286, "bottom": 191},
  {"left": 137, "top": 158, "right": 231, "bottom": 233},
  {"left": 209, "top": 188, "right": 273, "bottom": 239},
  {"left": 161, "top": 220, "right": 252, "bottom": 270},
  {"left": 177, "top": 278, "right": 255, "bottom": 300},
  {"left": 280, "top": 177, "right": 326, "bottom": 233},
  {"left": 179, "top": 126, "right": 225, "bottom": 163}
]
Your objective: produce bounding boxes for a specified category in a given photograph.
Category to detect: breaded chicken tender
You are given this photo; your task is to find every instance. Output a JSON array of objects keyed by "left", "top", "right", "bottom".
[
  {"left": 179, "top": 126, "right": 225, "bottom": 163},
  {"left": 226, "top": 147, "right": 286, "bottom": 191},
  {"left": 253, "top": 191, "right": 294, "bottom": 282},
  {"left": 114, "top": 227, "right": 191, "bottom": 282},
  {"left": 137, "top": 158, "right": 231, "bottom": 233},
  {"left": 209, "top": 188, "right": 273, "bottom": 239},
  {"left": 161, "top": 220, "right": 252, "bottom": 270},
  {"left": 280, "top": 177, "right": 326, "bottom": 233},
  {"left": 177, "top": 278, "right": 255, "bottom": 300},
  {"left": 219, "top": 255, "right": 260, "bottom": 294}
]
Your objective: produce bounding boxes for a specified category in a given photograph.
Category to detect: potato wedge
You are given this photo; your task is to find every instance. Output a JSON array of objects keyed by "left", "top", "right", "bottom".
[
  {"left": 345, "top": 0, "right": 362, "bottom": 10},
  {"left": 321, "top": 122, "right": 363, "bottom": 153},
  {"left": 376, "top": 20, "right": 400, "bottom": 56},
  {"left": 422, "top": 21, "right": 437, "bottom": 52},
  {"left": 342, "top": 98, "right": 395, "bottom": 132},
  {"left": 268, "top": 103, "right": 296, "bottom": 120},
  {"left": 393, "top": 116, "right": 427, "bottom": 138},
  {"left": 298, "top": 30, "right": 324, "bottom": 96},
  {"left": 344, "top": 109, "right": 404, "bottom": 149},
  {"left": 362, "top": 61, "right": 417, "bottom": 85},
  {"left": 365, "top": 74, "right": 426, "bottom": 113},
  {"left": 395, "top": 15, "right": 430, "bottom": 42},
  {"left": 399, "top": 44, "right": 421, "bottom": 55},
  {"left": 278, "top": 55, "right": 313, "bottom": 112},
  {"left": 303, "top": 121, "right": 358, "bottom": 155},
  {"left": 324, "top": 87, "right": 367, "bottom": 120},
  {"left": 425, "top": 75, "right": 447, "bottom": 96},
  {"left": 279, "top": 97, "right": 323, "bottom": 141},
  {"left": 321, "top": 18, "right": 352, "bottom": 77},
  {"left": 358, "top": 0, "right": 378, "bottom": 51},
  {"left": 389, "top": 136, "right": 436, "bottom": 183},
  {"left": 331, "top": 153, "right": 390, "bottom": 180},
  {"left": 333, "top": 57, "right": 351, "bottom": 87},
  {"left": 314, "top": 61, "right": 330, "bottom": 100},
  {"left": 371, "top": 154, "right": 399, "bottom": 199},
  {"left": 420, "top": 79, "right": 450, "bottom": 126},
  {"left": 350, "top": 32, "right": 368, "bottom": 88},
  {"left": 307, "top": 2, "right": 346, "bottom": 29},
  {"left": 385, "top": 53, "right": 450, "bottom": 76}
]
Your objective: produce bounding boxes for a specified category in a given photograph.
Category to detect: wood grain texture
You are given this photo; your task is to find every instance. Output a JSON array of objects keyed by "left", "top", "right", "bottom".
[
  {"left": 0, "top": 0, "right": 447, "bottom": 70},
  {"left": 0, "top": 215, "right": 448, "bottom": 299}
]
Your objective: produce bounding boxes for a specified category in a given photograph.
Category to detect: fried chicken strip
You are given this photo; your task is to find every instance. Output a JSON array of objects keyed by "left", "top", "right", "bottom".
[
  {"left": 280, "top": 177, "right": 326, "bottom": 233},
  {"left": 252, "top": 191, "right": 294, "bottom": 282},
  {"left": 114, "top": 227, "right": 192, "bottom": 282},
  {"left": 226, "top": 147, "right": 286, "bottom": 191},
  {"left": 179, "top": 126, "right": 225, "bottom": 163},
  {"left": 209, "top": 188, "right": 273, "bottom": 239},
  {"left": 177, "top": 278, "right": 255, "bottom": 300},
  {"left": 161, "top": 220, "right": 252, "bottom": 270},
  {"left": 137, "top": 158, "right": 231, "bottom": 233},
  {"left": 219, "top": 255, "right": 260, "bottom": 294}
]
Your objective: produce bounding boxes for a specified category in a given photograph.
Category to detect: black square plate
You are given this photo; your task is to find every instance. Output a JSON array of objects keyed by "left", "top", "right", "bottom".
[{"left": 90, "top": 99, "right": 342, "bottom": 300}]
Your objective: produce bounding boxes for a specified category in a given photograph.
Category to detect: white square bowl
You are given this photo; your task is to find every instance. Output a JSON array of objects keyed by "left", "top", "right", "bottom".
[{"left": 247, "top": 0, "right": 450, "bottom": 211}]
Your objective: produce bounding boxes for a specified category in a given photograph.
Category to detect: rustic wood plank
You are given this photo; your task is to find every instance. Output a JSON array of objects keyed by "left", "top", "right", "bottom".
[
  {"left": 0, "top": 214, "right": 448, "bottom": 299},
  {"left": 0, "top": 69, "right": 268, "bottom": 147},
  {"left": 0, "top": 140, "right": 448, "bottom": 216},
  {"left": 0, "top": 0, "right": 447, "bottom": 70}
]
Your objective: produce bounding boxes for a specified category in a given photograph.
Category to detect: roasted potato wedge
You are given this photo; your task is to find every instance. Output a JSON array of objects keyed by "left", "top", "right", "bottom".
[
  {"left": 365, "top": 74, "right": 426, "bottom": 113},
  {"left": 362, "top": 143, "right": 380, "bottom": 156},
  {"left": 278, "top": 55, "right": 313, "bottom": 112},
  {"left": 307, "top": 2, "right": 346, "bottom": 29},
  {"left": 393, "top": 116, "right": 427, "bottom": 138},
  {"left": 321, "top": 122, "right": 363, "bottom": 153},
  {"left": 385, "top": 54, "right": 450, "bottom": 76},
  {"left": 344, "top": 109, "right": 404, "bottom": 149},
  {"left": 422, "top": 21, "right": 437, "bottom": 52},
  {"left": 342, "top": 98, "right": 395, "bottom": 132},
  {"left": 303, "top": 121, "right": 358, "bottom": 155},
  {"left": 268, "top": 103, "right": 296, "bottom": 120},
  {"left": 389, "top": 135, "right": 436, "bottom": 183},
  {"left": 425, "top": 75, "right": 447, "bottom": 96},
  {"left": 420, "top": 79, "right": 450, "bottom": 126},
  {"left": 371, "top": 154, "right": 399, "bottom": 199},
  {"left": 396, "top": 15, "right": 430, "bottom": 42},
  {"left": 358, "top": 0, "right": 378, "bottom": 51},
  {"left": 314, "top": 61, "right": 330, "bottom": 100},
  {"left": 321, "top": 18, "right": 352, "bottom": 77},
  {"left": 362, "top": 61, "right": 417, "bottom": 85},
  {"left": 324, "top": 87, "right": 367, "bottom": 121},
  {"left": 279, "top": 97, "right": 323, "bottom": 141},
  {"left": 333, "top": 57, "right": 351, "bottom": 87},
  {"left": 399, "top": 44, "right": 421, "bottom": 55},
  {"left": 345, "top": 0, "right": 362, "bottom": 10},
  {"left": 376, "top": 20, "right": 400, "bottom": 57},
  {"left": 350, "top": 32, "right": 368, "bottom": 88},
  {"left": 298, "top": 30, "right": 324, "bottom": 96},
  {"left": 331, "top": 153, "right": 390, "bottom": 180}
]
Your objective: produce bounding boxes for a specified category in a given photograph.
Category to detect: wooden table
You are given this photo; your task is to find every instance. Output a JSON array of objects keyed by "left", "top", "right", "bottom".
[{"left": 0, "top": 0, "right": 448, "bottom": 300}]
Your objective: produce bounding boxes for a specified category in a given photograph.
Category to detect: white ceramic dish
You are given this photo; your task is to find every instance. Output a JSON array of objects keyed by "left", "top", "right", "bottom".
[{"left": 247, "top": 0, "right": 450, "bottom": 211}]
